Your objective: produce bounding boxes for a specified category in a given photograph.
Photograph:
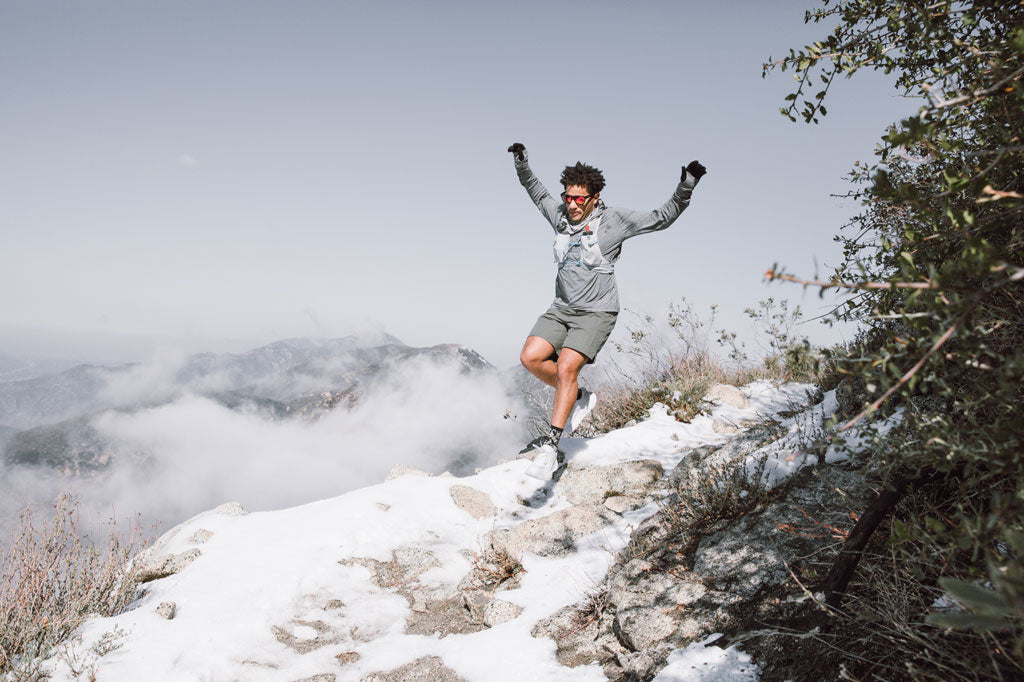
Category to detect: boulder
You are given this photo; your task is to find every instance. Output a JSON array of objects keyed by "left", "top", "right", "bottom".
[
  {"left": 704, "top": 384, "right": 749, "bottom": 409},
  {"left": 555, "top": 460, "right": 663, "bottom": 506},
  {"left": 449, "top": 485, "right": 496, "bottom": 519}
]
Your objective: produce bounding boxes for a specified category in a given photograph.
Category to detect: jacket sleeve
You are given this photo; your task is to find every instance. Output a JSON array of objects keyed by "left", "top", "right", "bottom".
[
  {"left": 515, "top": 158, "right": 563, "bottom": 230},
  {"left": 613, "top": 172, "right": 698, "bottom": 239}
]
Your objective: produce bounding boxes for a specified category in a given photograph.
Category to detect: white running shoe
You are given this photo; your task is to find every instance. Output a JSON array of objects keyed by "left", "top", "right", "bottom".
[
  {"left": 525, "top": 443, "right": 559, "bottom": 480},
  {"left": 566, "top": 388, "right": 597, "bottom": 435}
]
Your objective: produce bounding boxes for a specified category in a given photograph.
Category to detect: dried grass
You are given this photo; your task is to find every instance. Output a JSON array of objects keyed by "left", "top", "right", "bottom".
[
  {"left": 0, "top": 495, "right": 145, "bottom": 679},
  {"left": 581, "top": 350, "right": 765, "bottom": 435}
]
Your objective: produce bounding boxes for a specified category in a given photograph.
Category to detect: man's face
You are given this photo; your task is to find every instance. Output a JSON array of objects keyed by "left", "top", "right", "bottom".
[{"left": 562, "top": 184, "right": 598, "bottom": 223}]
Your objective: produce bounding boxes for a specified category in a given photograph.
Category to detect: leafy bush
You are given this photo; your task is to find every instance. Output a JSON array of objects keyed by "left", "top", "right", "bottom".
[{"left": 764, "top": 0, "right": 1024, "bottom": 673}]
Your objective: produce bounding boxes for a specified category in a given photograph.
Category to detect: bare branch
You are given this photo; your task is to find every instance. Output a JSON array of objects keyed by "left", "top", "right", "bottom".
[{"left": 765, "top": 269, "right": 943, "bottom": 291}]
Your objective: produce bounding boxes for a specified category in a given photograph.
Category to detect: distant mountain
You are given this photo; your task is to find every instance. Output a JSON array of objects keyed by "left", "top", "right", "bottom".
[
  {"left": 0, "top": 352, "right": 82, "bottom": 384},
  {"left": 0, "top": 352, "right": 28, "bottom": 375},
  {"left": 0, "top": 334, "right": 408, "bottom": 431},
  {"left": 1, "top": 336, "right": 494, "bottom": 473}
]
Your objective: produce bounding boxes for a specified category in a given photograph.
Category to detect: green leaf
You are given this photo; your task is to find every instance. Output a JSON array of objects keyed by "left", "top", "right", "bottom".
[
  {"left": 926, "top": 613, "right": 1007, "bottom": 631},
  {"left": 938, "top": 578, "right": 1011, "bottom": 613},
  {"left": 1005, "top": 530, "right": 1024, "bottom": 555}
]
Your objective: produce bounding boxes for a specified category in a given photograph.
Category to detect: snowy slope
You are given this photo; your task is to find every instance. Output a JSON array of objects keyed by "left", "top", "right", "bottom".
[{"left": 43, "top": 381, "right": 835, "bottom": 682}]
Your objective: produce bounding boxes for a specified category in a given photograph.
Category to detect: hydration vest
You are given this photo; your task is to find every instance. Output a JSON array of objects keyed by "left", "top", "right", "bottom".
[{"left": 553, "top": 214, "right": 614, "bottom": 274}]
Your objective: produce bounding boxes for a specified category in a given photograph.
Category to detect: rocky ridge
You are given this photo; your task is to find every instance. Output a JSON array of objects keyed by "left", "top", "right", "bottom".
[{"left": 41, "top": 381, "right": 860, "bottom": 682}]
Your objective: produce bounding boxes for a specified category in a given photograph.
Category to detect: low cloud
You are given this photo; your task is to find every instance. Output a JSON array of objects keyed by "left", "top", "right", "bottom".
[{"left": 1, "top": 357, "right": 528, "bottom": 539}]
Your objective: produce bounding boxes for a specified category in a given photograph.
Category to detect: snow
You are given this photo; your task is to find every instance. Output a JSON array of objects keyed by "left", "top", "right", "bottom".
[
  {"left": 652, "top": 635, "right": 760, "bottom": 681},
  {"left": 41, "top": 381, "right": 851, "bottom": 681}
]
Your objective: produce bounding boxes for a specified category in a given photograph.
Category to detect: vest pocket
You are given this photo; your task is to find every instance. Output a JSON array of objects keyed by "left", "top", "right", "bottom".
[{"left": 580, "top": 233, "right": 604, "bottom": 267}]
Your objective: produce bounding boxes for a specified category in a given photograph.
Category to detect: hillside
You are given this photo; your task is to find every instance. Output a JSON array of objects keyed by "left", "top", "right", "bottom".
[{"left": 34, "top": 381, "right": 858, "bottom": 682}]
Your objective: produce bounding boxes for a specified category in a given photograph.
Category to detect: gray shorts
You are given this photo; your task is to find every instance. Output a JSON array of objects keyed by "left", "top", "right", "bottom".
[{"left": 528, "top": 306, "right": 618, "bottom": 362}]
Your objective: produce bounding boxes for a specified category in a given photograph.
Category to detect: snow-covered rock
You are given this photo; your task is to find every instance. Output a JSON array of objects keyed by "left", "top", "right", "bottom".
[
  {"left": 487, "top": 504, "right": 620, "bottom": 558},
  {"left": 704, "top": 384, "right": 750, "bottom": 409},
  {"left": 555, "top": 460, "right": 663, "bottom": 506},
  {"left": 448, "top": 485, "right": 496, "bottom": 519}
]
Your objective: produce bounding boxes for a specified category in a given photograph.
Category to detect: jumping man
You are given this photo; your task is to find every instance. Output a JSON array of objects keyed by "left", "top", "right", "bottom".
[{"left": 508, "top": 142, "right": 706, "bottom": 479}]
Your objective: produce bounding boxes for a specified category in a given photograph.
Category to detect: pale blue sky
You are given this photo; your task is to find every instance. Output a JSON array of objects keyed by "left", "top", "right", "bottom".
[{"left": 0, "top": 0, "right": 910, "bottom": 366}]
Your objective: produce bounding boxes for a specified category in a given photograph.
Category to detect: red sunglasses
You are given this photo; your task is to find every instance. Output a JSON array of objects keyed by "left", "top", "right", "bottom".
[{"left": 560, "top": 192, "right": 592, "bottom": 205}]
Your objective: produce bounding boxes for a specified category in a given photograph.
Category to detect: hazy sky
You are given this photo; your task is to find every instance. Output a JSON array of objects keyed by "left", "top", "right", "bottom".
[{"left": 0, "top": 0, "right": 911, "bottom": 366}]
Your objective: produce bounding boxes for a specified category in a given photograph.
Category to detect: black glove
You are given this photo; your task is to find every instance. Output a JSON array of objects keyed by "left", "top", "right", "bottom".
[
  {"left": 683, "top": 160, "right": 707, "bottom": 181},
  {"left": 507, "top": 142, "right": 526, "bottom": 162}
]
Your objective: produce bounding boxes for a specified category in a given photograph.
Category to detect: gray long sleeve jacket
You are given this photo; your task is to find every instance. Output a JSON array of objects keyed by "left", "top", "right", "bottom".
[{"left": 515, "top": 157, "right": 699, "bottom": 313}]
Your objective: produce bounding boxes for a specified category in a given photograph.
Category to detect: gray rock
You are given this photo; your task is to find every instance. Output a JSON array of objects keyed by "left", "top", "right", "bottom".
[
  {"left": 670, "top": 425, "right": 785, "bottom": 491},
  {"left": 693, "top": 466, "right": 869, "bottom": 598},
  {"left": 339, "top": 547, "right": 441, "bottom": 588},
  {"left": 392, "top": 547, "right": 442, "bottom": 580},
  {"left": 362, "top": 656, "right": 467, "bottom": 682},
  {"left": 483, "top": 599, "right": 523, "bottom": 627},
  {"left": 188, "top": 528, "right": 213, "bottom": 544},
  {"left": 705, "top": 384, "right": 749, "bottom": 409},
  {"left": 386, "top": 464, "right": 431, "bottom": 480},
  {"left": 211, "top": 501, "right": 248, "bottom": 516},
  {"left": 272, "top": 620, "right": 340, "bottom": 654},
  {"left": 462, "top": 590, "right": 491, "bottom": 621},
  {"left": 292, "top": 675, "right": 335, "bottom": 682},
  {"left": 449, "top": 485, "right": 496, "bottom": 519},
  {"left": 531, "top": 604, "right": 625, "bottom": 669},
  {"left": 155, "top": 601, "right": 176, "bottom": 619},
  {"left": 607, "top": 558, "right": 708, "bottom": 651},
  {"left": 488, "top": 505, "right": 619, "bottom": 558},
  {"left": 404, "top": 587, "right": 485, "bottom": 637},
  {"left": 555, "top": 460, "right": 663, "bottom": 506},
  {"left": 616, "top": 650, "right": 660, "bottom": 678},
  {"left": 712, "top": 418, "right": 743, "bottom": 435},
  {"left": 135, "top": 548, "right": 201, "bottom": 583},
  {"left": 603, "top": 495, "right": 643, "bottom": 514}
]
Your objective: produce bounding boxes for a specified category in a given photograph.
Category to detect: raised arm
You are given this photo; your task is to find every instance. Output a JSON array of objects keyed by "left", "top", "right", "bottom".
[
  {"left": 508, "top": 142, "right": 562, "bottom": 229},
  {"left": 613, "top": 160, "right": 707, "bottom": 238}
]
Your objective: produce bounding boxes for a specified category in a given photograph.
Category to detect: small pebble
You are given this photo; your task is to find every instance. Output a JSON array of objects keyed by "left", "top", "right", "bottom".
[{"left": 156, "top": 601, "right": 176, "bottom": 620}]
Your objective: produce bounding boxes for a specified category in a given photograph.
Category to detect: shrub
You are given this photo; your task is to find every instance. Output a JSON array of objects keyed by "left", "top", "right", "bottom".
[
  {"left": 581, "top": 300, "right": 771, "bottom": 435},
  {"left": 0, "top": 495, "right": 144, "bottom": 679},
  {"left": 763, "top": 0, "right": 1024, "bottom": 673}
]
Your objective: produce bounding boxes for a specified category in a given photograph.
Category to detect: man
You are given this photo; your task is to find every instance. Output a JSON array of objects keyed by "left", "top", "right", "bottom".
[{"left": 508, "top": 142, "right": 706, "bottom": 479}]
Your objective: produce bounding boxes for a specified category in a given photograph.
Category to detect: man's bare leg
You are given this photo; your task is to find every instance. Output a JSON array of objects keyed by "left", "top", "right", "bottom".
[
  {"left": 551, "top": 348, "right": 588, "bottom": 430},
  {"left": 520, "top": 336, "right": 558, "bottom": 388}
]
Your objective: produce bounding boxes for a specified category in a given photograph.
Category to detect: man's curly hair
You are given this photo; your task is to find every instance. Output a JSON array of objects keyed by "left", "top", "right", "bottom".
[{"left": 560, "top": 162, "right": 606, "bottom": 195}]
